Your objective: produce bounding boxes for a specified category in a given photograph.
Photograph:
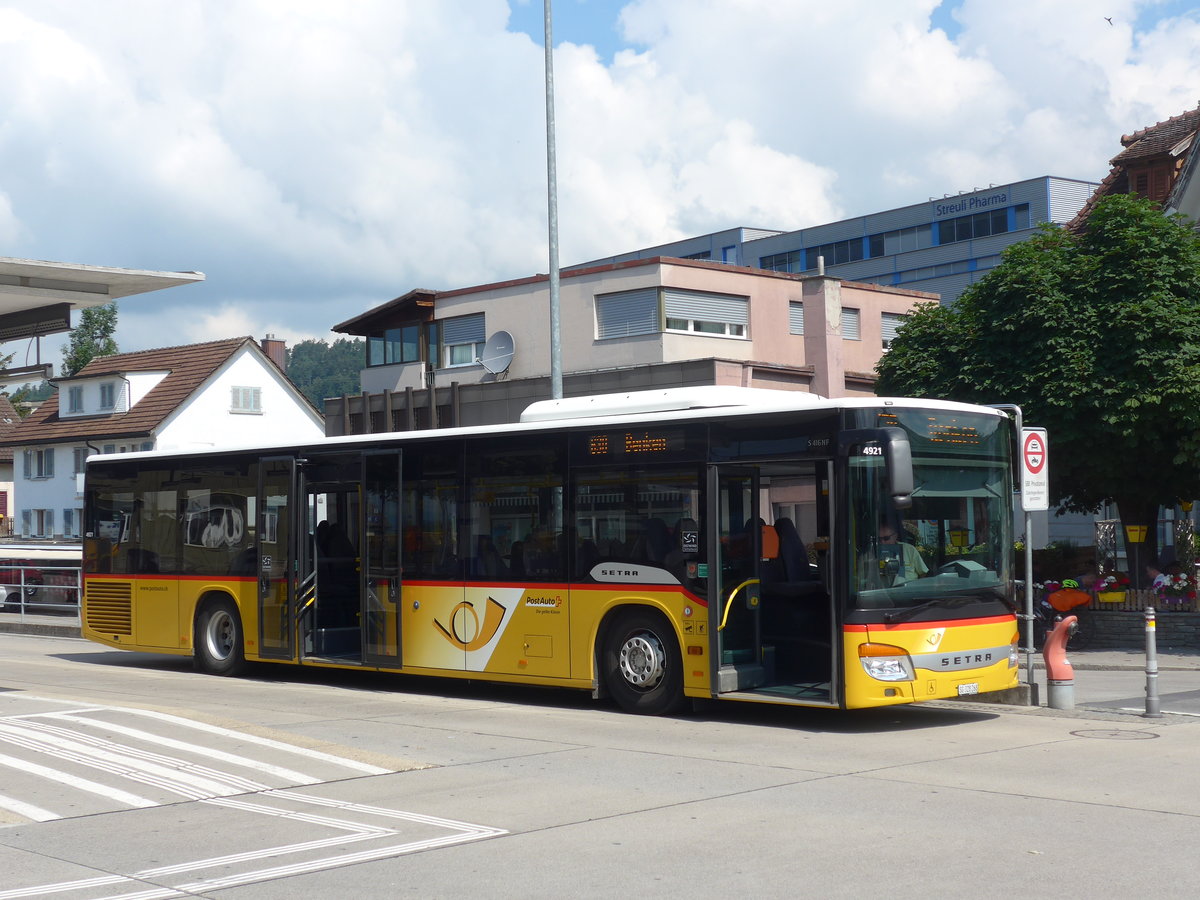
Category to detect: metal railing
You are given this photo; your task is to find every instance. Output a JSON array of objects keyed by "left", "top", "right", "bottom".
[{"left": 0, "top": 564, "right": 81, "bottom": 623}]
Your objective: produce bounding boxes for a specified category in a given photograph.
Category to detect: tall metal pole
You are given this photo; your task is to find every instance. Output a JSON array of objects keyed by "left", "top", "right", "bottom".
[{"left": 543, "top": 0, "right": 563, "bottom": 399}]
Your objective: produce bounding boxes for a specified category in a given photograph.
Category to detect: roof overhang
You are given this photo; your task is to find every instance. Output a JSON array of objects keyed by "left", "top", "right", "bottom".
[
  {"left": 0, "top": 257, "right": 205, "bottom": 342},
  {"left": 332, "top": 289, "right": 437, "bottom": 336}
]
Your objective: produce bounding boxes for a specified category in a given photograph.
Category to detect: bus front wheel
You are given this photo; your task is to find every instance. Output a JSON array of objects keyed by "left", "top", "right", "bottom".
[
  {"left": 602, "top": 609, "right": 685, "bottom": 715},
  {"left": 195, "top": 600, "right": 246, "bottom": 676}
]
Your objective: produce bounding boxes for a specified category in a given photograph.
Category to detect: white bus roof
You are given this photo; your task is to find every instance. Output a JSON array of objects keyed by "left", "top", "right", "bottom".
[
  {"left": 87, "top": 389, "right": 1008, "bottom": 464},
  {"left": 520, "top": 386, "right": 825, "bottom": 423}
]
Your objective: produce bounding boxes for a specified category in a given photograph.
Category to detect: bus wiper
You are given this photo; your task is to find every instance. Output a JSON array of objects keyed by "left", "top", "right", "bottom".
[{"left": 884, "top": 596, "right": 976, "bottom": 624}]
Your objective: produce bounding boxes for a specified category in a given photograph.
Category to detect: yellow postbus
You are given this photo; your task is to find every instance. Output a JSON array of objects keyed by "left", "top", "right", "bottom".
[{"left": 81, "top": 387, "right": 1020, "bottom": 714}]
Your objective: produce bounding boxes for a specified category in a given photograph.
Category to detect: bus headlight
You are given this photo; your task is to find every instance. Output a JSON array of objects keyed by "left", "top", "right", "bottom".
[{"left": 858, "top": 643, "right": 915, "bottom": 682}]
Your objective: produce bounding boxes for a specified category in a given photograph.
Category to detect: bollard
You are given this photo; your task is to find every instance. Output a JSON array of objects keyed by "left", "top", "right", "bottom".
[
  {"left": 1144, "top": 606, "right": 1162, "bottom": 719},
  {"left": 1043, "top": 614, "right": 1076, "bottom": 710}
]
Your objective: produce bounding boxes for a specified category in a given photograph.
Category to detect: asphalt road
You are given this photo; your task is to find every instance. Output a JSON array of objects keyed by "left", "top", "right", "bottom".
[{"left": 2, "top": 632, "right": 1200, "bottom": 899}]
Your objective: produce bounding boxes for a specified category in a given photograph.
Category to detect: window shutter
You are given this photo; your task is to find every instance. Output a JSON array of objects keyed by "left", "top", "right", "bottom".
[
  {"left": 841, "top": 308, "right": 861, "bottom": 340},
  {"left": 881, "top": 312, "right": 905, "bottom": 346},
  {"left": 22, "top": 450, "right": 32, "bottom": 480},
  {"left": 662, "top": 289, "right": 748, "bottom": 325},
  {"left": 440, "top": 314, "right": 485, "bottom": 345},
  {"left": 21, "top": 510, "right": 31, "bottom": 537},
  {"left": 596, "top": 289, "right": 659, "bottom": 338},
  {"left": 789, "top": 301, "right": 805, "bottom": 335}
]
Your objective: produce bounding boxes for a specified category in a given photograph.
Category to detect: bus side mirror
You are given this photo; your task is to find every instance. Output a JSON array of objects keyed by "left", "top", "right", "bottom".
[{"left": 838, "top": 427, "right": 913, "bottom": 509}]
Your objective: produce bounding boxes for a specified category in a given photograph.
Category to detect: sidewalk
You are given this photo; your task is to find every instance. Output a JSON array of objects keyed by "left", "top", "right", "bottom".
[
  {"left": 1031, "top": 647, "right": 1200, "bottom": 671},
  {"left": 0, "top": 612, "right": 81, "bottom": 638}
]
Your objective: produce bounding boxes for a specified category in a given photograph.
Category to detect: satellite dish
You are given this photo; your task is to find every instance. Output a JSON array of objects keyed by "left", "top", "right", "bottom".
[{"left": 476, "top": 330, "right": 515, "bottom": 375}]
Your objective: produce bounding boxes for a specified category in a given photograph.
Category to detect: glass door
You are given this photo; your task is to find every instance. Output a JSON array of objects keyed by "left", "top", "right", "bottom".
[
  {"left": 709, "top": 467, "right": 766, "bottom": 692},
  {"left": 257, "top": 455, "right": 296, "bottom": 660},
  {"left": 363, "top": 450, "right": 402, "bottom": 667}
]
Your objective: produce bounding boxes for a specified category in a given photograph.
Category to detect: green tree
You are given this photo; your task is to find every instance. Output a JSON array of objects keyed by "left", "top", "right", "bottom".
[
  {"left": 61, "top": 302, "right": 119, "bottom": 376},
  {"left": 876, "top": 194, "right": 1200, "bottom": 578},
  {"left": 285, "top": 337, "right": 364, "bottom": 412}
]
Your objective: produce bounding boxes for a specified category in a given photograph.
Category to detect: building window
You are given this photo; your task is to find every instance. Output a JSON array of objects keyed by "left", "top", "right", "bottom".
[
  {"left": 99, "top": 382, "right": 116, "bottom": 409},
  {"left": 367, "top": 324, "right": 422, "bottom": 367},
  {"left": 596, "top": 288, "right": 659, "bottom": 339},
  {"left": 73, "top": 447, "right": 90, "bottom": 475},
  {"left": 663, "top": 289, "right": 748, "bottom": 338},
  {"left": 439, "top": 313, "right": 485, "bottom": 367},
  {"left": 841, "top": 308, "right": 861, "bottom": 341},
  {"left": 805, "top": 238, "right": 865, "bottom": 270},
  {"left": 789, "top": 301, "right": 805, "bottom": 335},
  {"left": 28, "top": 509, "right": 54, "bottom": 538},
  {"left": 23, "top": 448, "right": 55, "bottom": 479},
  {"left": 231, "top": 386, "right": 263, "bottom": 414},
  {"left": 63, "top": 508, "right": 78, "bottom": 538},
  {"left": 67, "top": 386, "right": 84, "bottom": 413},
  {"left": 760, "top": 250, "right": 805, "bottom": 273},
  {"left": 935, "top": 204, "right": 1029, "bottom": 245},
  {"left": 141, "top": 441, "right": 154, "bottom": 452},
  {"left": 881, "top": 312, "right": 907, "bottom": 349}
]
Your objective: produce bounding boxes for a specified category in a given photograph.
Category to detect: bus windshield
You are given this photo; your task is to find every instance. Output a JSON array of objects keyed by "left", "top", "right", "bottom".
[{"left": 848, "top": 409, "right": 1012, "bottom": 612}]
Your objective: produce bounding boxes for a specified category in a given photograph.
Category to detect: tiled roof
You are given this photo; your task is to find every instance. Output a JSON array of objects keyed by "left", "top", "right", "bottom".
[
  {"left": 1067, "top": 103, "right": 1200, "bottom": 232},
  {"left": 0, "top": 395, "right": 19, "bottom": 462},
  {"left": 3, "top": 337, "right": 260, "bottom": 447},
  {"left": 1113, "top": 105, "right": 1200, "bottom": 163}
]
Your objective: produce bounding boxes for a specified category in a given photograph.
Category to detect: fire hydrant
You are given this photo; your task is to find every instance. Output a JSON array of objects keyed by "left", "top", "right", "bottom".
[{"left": 1043, "top": 615, "right": 1077, "bottom": 710}]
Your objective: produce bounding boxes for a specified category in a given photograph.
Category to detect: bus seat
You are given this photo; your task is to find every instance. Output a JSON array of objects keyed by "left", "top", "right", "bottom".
[
  {"left": 472, "top": 535, "right": 507, "bottom": 578},
  {"left": 760, "top": 524, "right": 780, "bottom": 561},
  {"left": 576, "top": 539, "right": 599, "bottom": 578},
  {"left": 775, "top": 518, "right": 816, "bottom": 582},
  {"left": 643, "top": 518, "right": 672, "bottom": 564}
]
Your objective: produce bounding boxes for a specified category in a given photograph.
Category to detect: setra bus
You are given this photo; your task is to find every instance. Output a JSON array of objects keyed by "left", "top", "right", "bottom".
[{"left": 81, "top": 387, "right": 1020, "bottom": 714}]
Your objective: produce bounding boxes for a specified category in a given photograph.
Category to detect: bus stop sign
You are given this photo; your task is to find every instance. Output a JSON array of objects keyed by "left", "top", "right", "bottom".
[{"left": 1020, "top": 427, "right": 1049, "bottom": 511}]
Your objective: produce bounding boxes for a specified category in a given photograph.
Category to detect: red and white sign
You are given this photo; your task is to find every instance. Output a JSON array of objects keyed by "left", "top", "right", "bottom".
[{"left": 1021, "top": 428, "right": 1049, "bottom": 511}]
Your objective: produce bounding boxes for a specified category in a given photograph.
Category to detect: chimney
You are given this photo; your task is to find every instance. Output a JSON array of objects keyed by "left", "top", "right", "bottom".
[{"left": 260, "top": 334, "right": 286, "bottom": 371}]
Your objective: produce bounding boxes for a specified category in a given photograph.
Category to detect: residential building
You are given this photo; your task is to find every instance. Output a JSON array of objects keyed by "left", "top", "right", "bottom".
[
  {"left": 1069, "top": 103, "right": 1200, "bottom": 230},
  {"left": 576, "top": 176, "right": 1098, "bottom": 306},
  {"left": 327, "top": 257, "right": 933, "bottom": 435},
  {"left": 0, "top": 395, "right": 17, "bottom": 536},
  {"left": 3, "top": 337, "right": 324, "bottom": 539}
]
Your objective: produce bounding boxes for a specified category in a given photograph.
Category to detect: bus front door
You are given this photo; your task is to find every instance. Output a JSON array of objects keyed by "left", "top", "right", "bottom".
[
  {"left": 710, "top": 468, "right": 765, "bottom": 692},
  {"left": 710, "top": 462, "right": 836, "bottom": 703},
  {"left": 257, "top": 456, "right": 296, "bottom": 661}
]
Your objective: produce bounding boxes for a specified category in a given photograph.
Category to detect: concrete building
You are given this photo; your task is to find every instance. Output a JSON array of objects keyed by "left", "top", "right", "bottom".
[
  {"left": 576, "top": 176, "right": 1098, "bottom": 306},
  {"left": 0, "top": 257, "right": 204, "bottom": 383},
  {"left": 327, "top": 257, "right": 932, "bottom": 435},
  {"left": 2, "top": 337, "right": 324, "bottom": 539}
]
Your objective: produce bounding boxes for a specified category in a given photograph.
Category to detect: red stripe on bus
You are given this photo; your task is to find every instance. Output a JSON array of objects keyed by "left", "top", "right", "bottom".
[{"left": 843, "top": 614, "right": 1016, "bottom": 632}]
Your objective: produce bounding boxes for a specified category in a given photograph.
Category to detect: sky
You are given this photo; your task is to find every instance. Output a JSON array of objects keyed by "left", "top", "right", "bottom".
[{"left": 1, "top": 0, "right": 1199, "bottom": 376}]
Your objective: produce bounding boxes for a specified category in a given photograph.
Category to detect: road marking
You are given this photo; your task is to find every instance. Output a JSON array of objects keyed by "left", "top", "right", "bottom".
[
  {"left": 41, "top": 710, "right": 320, "bottom": 784},
  {"left": 0, "top": 793, "right": 60, "bottom": 823},
  {"left": 0, "top": 749, "right": 156, "bottom": 809},
  {"left": 0, "top": 791, "right": 507, "bottom": 900}
]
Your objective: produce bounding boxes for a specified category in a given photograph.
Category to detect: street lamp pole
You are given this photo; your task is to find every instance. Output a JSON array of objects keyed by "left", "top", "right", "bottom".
[{"left": 543, "top": 0, "right": 563, "bottom": 399}]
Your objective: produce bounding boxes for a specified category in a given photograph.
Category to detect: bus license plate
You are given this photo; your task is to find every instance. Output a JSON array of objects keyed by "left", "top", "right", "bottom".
[{"left": 957, "top": 683, "right": 979, "bottom": 696}]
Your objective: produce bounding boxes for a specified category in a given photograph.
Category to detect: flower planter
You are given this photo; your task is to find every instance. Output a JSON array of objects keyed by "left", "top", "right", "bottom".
[{"left": 1096, "top": 591, "right": 1127, "bottom": 603}]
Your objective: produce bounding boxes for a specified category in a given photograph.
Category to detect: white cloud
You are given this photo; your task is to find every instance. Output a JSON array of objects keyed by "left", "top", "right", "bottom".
[{"left": 0, "top": 0, "right": 1196, "bottom": 359}]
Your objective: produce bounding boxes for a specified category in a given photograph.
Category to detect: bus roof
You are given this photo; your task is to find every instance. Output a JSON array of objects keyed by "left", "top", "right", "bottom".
[{"left": 86, "top": 388, "right": 1009, "bottom": 464}]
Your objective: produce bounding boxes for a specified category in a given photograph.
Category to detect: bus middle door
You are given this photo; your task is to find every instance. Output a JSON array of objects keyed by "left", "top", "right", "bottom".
[{"left": 257, "top": 455, "right": 296, "bottom": 661}]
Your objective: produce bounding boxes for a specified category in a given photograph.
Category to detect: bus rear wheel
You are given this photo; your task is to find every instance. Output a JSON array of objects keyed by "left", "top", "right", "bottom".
[
  {"left": 602, "top": 609, "right": 685, "bottom": 715},
  {"left": 195, "top": 599, "right": 245, "bottom": 676}
]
